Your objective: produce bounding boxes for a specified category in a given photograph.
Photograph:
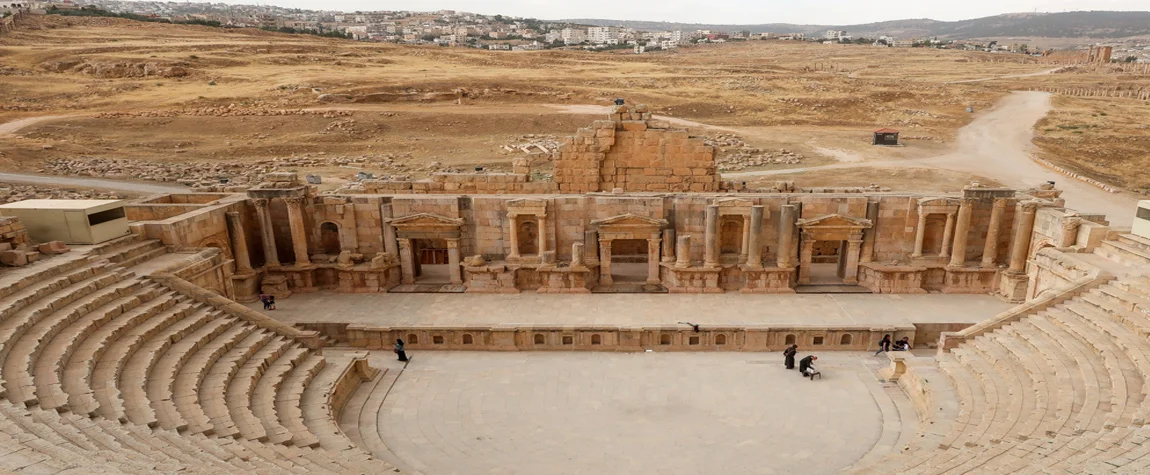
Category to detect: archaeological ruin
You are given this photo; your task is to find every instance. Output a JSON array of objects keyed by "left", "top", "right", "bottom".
[{"left": 1, "top": 104, "right": 1150, "bottom": 473}]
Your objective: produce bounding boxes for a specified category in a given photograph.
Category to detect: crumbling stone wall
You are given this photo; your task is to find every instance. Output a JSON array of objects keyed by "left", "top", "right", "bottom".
[{"left": 553, "top": 104, "right": 720, "bottom": 193}]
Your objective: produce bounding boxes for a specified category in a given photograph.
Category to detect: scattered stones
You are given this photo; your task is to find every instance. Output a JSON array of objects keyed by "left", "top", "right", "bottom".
[
  {"left": 705, "top": 134, "right": 806, "bottom": 171},
  {"left": 0, "top": 184, "right": 123, "bottom": 204}
]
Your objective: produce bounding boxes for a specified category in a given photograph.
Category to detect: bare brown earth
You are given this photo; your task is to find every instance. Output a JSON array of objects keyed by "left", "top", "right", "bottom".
[
  {"left": 0, "top": 14, "right": 1139, "bottom": 194},
  {"left": 1032, "top": 95, "right": 1150, "bottom": 194}
]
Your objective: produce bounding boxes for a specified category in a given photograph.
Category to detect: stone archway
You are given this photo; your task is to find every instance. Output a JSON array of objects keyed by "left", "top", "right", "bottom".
[
  {"left": 590, "top": 213, "right": 668, "bottom": 287},
  {"left": 796, "top": 214, "right": 872, "bottom": 286}
]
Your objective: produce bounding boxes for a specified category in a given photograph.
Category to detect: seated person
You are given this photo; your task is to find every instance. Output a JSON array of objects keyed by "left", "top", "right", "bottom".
[{"left": 893, "top": 337, "right": 912, "bottom": 351}]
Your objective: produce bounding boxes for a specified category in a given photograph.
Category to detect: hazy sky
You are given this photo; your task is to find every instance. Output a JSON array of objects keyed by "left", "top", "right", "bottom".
[{"left": 228, "top": 0, "right": 1149, "bottom": 24}]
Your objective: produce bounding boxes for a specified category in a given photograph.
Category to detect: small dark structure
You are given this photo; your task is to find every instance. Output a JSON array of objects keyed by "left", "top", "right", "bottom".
[{"left": 872, "top": 128, "right": 899, "bottom": 146}]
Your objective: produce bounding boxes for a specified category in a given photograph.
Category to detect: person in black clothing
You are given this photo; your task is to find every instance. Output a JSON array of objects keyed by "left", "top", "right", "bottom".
[
  {"left": 798, "top": 355, "right": 818, "bottom": 380},
  {"left": 874, "top": 334, "right": 891, "bottom": 356},
  {"left": 783, "top": 344, "right": 798, "bottom": 369},
  {"left": 394, "top": 338, "right": 408, "bottom": 362}
]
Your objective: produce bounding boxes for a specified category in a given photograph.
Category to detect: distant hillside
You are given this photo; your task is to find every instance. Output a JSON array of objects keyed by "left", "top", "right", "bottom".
[{"left": 564, "top": 11, "right": 1150, "bottom": 39}]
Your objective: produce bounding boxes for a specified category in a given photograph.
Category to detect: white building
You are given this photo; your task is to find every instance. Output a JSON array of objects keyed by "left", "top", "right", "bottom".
[
  {"left": 587, "top": 26, "right": 618, "bottom": 44},
  {"left": 560, "top": 27, "right": 586, "bottom": 45}
]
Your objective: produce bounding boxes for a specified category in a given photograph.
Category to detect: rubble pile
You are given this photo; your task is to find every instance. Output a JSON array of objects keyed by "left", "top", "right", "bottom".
[
  {"left": 499, "top": 134, "right": 561, "bottom": 156},
  {"left": 0, "top": 184, "right": 125, "bottom": 204},
  {"left": 705, "top": 134, "right": 805, "bottom": 171},
  {"left": 41, "top": 153, "right": 459, "bottom": 187},
  {"left": 93, "top": 106, "right": 353, "bottom": 119}
]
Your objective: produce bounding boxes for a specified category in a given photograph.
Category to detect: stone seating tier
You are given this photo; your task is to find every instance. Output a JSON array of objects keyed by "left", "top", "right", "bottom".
[
  {"left": 851, "top": 273, "right": 1150, "bottom": 474},
  {"left": 0, "top": 238, "right": 402, "bottom": 473}
]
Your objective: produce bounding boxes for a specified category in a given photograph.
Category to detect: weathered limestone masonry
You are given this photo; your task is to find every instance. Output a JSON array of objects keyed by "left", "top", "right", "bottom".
[
  {"left": 552, "top": 103, "right": 721, "bottom": 193},
  {"left": 119, "top": 176, "right": 1088, "bottom": 300}
]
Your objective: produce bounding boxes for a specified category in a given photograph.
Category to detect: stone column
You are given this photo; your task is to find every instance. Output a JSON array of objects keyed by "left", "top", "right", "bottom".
[
  {"left": 446, "top": 238, "right": 462, "bottom": 285},
  {"left": 912, "top": 210, "right": 927, "bottom": 258},
  {"left": 507, "top": 214, "right": 520, "bottom": 259},
  {"left": 397, "top": 238, "right": 415, "bottom": 284},
  {"left": 939, "top": 211, "right": 956, "bottom": 258},
  {"left": 1008, "top": 202, "right": 1039, "bottom": 274},
  {"left": 225, "top": 211, "right": 253, "bottom": 273},
  {"left": 571, "top": 242, "right": 585, "bottom": 267},
  {"left": 675, "top": 235, "right": 691, "bottom": 268},
  {"left": 798, "top": 234, "right": 814, "bottom": 284},
  {"left": 777, "top": 205, "right": 796, "bottom": 268},
  {"left": 253, "top": 199, "right": 280, "bottom": 268},
  {"left": 981, "top": 199, "right": 1006, "bottom": 268},
  {"left": 948, "top": 199, "right": 973, "bottom": 267},
  {"left": 661, "top": 229, "right": 676, "bottom": 263},
  {"left": 284, "top": 197, "right": 311, "bottom": 267},
  {"left": 861, "top": 201, "right": 879, "bottom": 263},
  {"left": 381, "top": 204, "right": 398, "bottom": 258},
  {"left": 844, "top": 238, "right": 863, "bottom": 285},
  {"left": 1060, "top": 215, "right": 1082, "bottom": 248},
  {"left": 746, "top": 205, "right": 764, "bottom": 269},
  {"left": 704, "top": 205, "right": 719, "bottom": 268},
  {"left": 647, "top": 233, "right": 661, "bottom": 284},
  {"left": 584, "top": 230, "right": 599, "bottom": 263},
  {"left": 599, "top": 238, "right": 613, "bottom": 285},
  {"left": 537, "top": 215, "right": 547, "bottom": 255},
  {"left": 739, "top": 217, "right": 750, "bottom": 263}
]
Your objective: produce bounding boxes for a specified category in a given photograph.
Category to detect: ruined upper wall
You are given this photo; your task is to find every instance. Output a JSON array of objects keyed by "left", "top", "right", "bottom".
[{"left": 553, "top": 104, "right": 720, "bottom": 193}]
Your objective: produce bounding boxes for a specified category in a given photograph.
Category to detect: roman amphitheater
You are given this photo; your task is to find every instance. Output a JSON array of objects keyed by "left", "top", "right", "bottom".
[{"left": 0, "top": 100, "right": 1146, "bottom": 475}]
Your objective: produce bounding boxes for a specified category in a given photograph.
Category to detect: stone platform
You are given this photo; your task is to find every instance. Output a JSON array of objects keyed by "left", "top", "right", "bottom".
[
  {"left": 249, "top": 292, "right": 1013, "bottom": 329},
  {"left": 351, "top": 351, "right": 911, "bottom": 475}
]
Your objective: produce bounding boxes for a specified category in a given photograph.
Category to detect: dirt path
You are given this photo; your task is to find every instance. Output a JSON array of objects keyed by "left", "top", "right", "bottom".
[
  {"left": 945, "top": 67, "right": 1068, "bottom": 84},
  {"left": 0, "top": 114, "right": 83, "bottom": 137},
  {"left": 725, "top": 91, "right": 1140, "bottom": 225},
  {"left": 0, "top": 172, "right": 186, "bottom": 194}
]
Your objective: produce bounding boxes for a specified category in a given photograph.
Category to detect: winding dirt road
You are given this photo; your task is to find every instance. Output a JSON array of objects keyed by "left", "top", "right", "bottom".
[{"left": 724, "top": 91, "right": 1140, "bottom": 225}]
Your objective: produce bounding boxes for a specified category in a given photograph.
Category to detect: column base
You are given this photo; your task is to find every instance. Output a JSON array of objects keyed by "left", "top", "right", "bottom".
[{"left": 998, "top": 271, "right": 1029, "bottom": 303}]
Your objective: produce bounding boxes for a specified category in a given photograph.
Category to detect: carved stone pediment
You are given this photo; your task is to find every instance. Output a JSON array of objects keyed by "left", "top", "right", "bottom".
[
  {"left": 507, "top": 198, "right": 548, "bottom": 217},
  {"left": 591, "top": 213, "right": 668, "bottom": 229},
  {"left": 386, "top": 213, "right": 464, "bottom": 229},
  {"left": 796, "top": 213, "right": 872, "bottom": 230}
]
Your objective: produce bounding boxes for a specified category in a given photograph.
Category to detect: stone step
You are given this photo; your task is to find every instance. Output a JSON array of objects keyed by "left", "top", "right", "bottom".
[
  {"left": 116, "top": 246, "right": 169, "bottom": 270},
  {"left": 113, "top": 307, "right": 214, "bottom": 426},
  {"left": 0, "top": 260, "right": 105, "bottom": 323},
  {"left": 144, "top": 315, "right": 236, "bottom": 432},
  {"left": 1099, "top": 240, "right": 1150, "bottom": 267},
  {"left": 171, "top": 322, "right": 257, "bottom": 436},
  {"left": 1000, "top": 322, "right": 1076, "bottom": 438},
  {"left": 200, "top": 329, "right": 275, "bottom": 439},
  {"left": 252, "top": 346, "right": 311, "bottom": 445},
  {"left": 0, "top": 269, "right": 131, "bottom": 404},
  {"left": 227, "top": 336, "right": 295, "bottom": 442},
  {"left": 1059, "top": 301, "right": 1150, "bottom": 426},
  {"left": 63, "top": 291, "right": 182, "bottom": 416},
  {"left": 277, "top": 354, "right": 325, "bottom": 449},
  {"left": 0, "top": 254, "right": 93, "bottom": 303},
  {"left": 1029, "top": 313, "right": 1107, "bottom": 435},
  {"left": 104, "top": 239, "right": 166, "bottom": 266},
  {"left": 37, "top": 284, "right": 165, "bottom": 411},
  {"left": 88, "top": 301, "right": 200, "bottom": 421}
]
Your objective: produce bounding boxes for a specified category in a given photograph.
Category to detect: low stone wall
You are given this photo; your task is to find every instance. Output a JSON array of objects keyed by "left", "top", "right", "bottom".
[
  {"left": 329, "top": 355, "right": 378, "bottom": 422},
  {"left": 859, "top": 264, "right": 927, "bottom": 294},
  {"left": 1029, "top": 154, "right": 1119, "bottom": 193},
  {"left": 354, "top": 175, "right": 559, "bottom": 194},
  {"left": 151, "top": 272, "right": 324, "bottom": 349},
  {"left": 126, "top": 203, "right": 208, "bottom": 221},
  {"left": 329, "top": 324, "right": 915, "bottom": 353}
]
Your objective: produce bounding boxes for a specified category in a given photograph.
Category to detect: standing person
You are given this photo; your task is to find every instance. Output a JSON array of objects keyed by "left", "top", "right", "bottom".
[
  {"left": 799, "top": 355, "right": 818, "bottom": 380},
  {"left": 259, "top": 293, "right": 270, "bottom": 310},
  {"left": 266, "top": 295, "right": 276, "bottom": 311},
  {"left": 874, "top": 334, "right": 891, "bottom": 356},
  {"left": 783, "top": 344, "right": 799, "bottom": 370},
  {"left": 394, "top": 338, "right": 408, "bottom": 362}
]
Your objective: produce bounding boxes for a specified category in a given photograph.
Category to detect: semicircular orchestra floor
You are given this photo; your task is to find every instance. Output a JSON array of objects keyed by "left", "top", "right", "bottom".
[{"left": 350, "top": 351, "right": 912, "bottom": 475}]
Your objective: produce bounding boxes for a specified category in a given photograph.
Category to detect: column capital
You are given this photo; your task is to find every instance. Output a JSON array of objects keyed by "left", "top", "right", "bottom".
[
  {"left": 397, "top": 237, "right": 412, "bottom": 247},
  {"left": 1060, "top": 216, "right": 1082, "bottom": 230},
  {"left": 226, "top": 210, "right": 241, "bottom": 219},
  {"left": 1020, "top": 201, "right": 1041, "bottom": 212},
  {"left": 991, "top": 198, "right": 1008, "bottom": 209},
  {"left": 284, "top": 196, "right": 305, "bottom": 206},
  {"left": 446, "top": 238, "right": 460, "bottom": 249},
  {"left": 252, "top": 198, "right": 269, "bottom": 210}
]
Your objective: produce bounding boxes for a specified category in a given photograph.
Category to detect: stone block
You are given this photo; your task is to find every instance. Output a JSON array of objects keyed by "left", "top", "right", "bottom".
[
  {"left": 37, "top": 241, "right": 70, "bottom": 255},
  {"left": 0, "top": 250, "right": 28, "bottom": 267}
]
